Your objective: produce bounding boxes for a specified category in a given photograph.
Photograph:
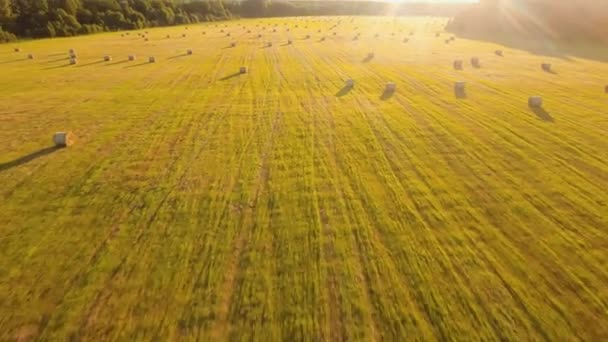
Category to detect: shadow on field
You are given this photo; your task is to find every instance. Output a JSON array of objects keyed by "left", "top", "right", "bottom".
[
  {"left": 455, "top": 90, "right": 467, "bottom": 99},
  {"left": 0, "top": 58, "right": 28, "bottom": 64},
  {"left": 336, "top": 85, "right": 353, "bottom": 97},
  {"left": 529, "top": 106, "right": 554, "bottom": 122},
  {"left": 77, "top": 60, "right": 105, "bottom": 67},
  {"left": 41, "top": 63, "right": 70, "bottom": 70},
  {"left": 362, "top": 55, "right": 374, "bottom": 63},
  {"left": 220, "top": 72, "right": 241, "bottom": 81},
  {"left": 543, "top": 68, "right": 558, "bottom": 75},
  {"left": 106, "top": 60, "right": 129, "bottom": 66},
  {"left": 124, "top": 62, "right": 151, "bottom": 68},
  {"left": 0, "top": 146, "right": 61, "bottom": 172},
  {"left": 380, "top": 89, "right": 395, "bottom": 100},
  {"left": 168, "top": 54, "right": 188, "bottom": 60},
  {"left": 41, "top": 57, "right": 69, "bottom": 64},
  {"left": 47, "top": 53, "right": 67, "bottom": 57}
]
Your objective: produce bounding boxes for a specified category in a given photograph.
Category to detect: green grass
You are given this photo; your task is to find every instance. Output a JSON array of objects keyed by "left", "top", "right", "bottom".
[{"left": 1, "top": 16, "right": 607, "bottom": 341}]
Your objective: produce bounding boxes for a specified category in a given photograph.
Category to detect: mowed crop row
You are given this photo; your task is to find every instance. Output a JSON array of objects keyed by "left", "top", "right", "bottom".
[{"left": 1, "top": 17, "right": 607, "bottom": 341}]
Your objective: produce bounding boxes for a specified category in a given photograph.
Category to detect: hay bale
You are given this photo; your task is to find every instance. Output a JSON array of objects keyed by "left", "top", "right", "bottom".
[
  {"left": 605, "top": 85, "right": 608, "bottom": 94},
  {"left": 187, "top": 49, "right": 193, "bottom": 55},
  {"left": 149, "top": 56, "right": 156, "bottom": 63},
  {"left": 27, "top": 54, "right": 34, "bottom": 59},
  {"left": 53, "top": 132, "right": 73, "bottom": 147},
  {"left": 495, "top": 50, "right": 504, "bottom": 56},
  {"left": 240, "top": 66, "right": 248, "bottom": 74},
  {"left": 227, "top": 33, "right": 231, "bottom": 37},
  {"left": 267, "top": 42, "right": 272, "bottom": 47},
  {"left": 454, "top": 82, "right": 466, "bottom": 91},
  {"left": 403, "top": 38, "right": 409, "bottom": 43},
  {"left": 202, "top": 31, "right": 206, "bottom": 35},
  {"left": 453, "top": 60, "right": 463, "bottom": 70},
  {"left": 471, "top": 57, "right": 480, "bottom": 68},
  {"left": 386, "top": 82, "right": 396, "bottom": 92},
  {"left": 541, "top": 63, "right": 552, "bottom": 72},
  {"left": 306, "top": 34, "right": 311, "bottom": 39},
  {"left": 445, "top": 39, "right": 450, "bottom": 44},
  {"left": 69, "top": 48, "right": 75, "bottom": 54},
  {"left": 288, "top": 40, "right": 292, "bottom": 44},
  {"left": 104, "top": 55, "right": 112, "bottom": 62},
  {"left": 258, "top": 34, "right": 263, "bottom": 38},
  {"left": 182, "top": 33, "right": 186, "bottom": 38},
  {"left": 320, "top": 37, "right": 326, "bottom": 41},
  {"left": 69, "top": 58, "right": 77, "bottom": 65},
  {"left": 436, "top": 33, "right": 440, "bottom": 37},
  {"left": 128, "top": 55, "right": 136, "bottom": 61},
  {"left": 144, "top": 38, "right": 149, "bottom": 41},
  {"left": 231, "top": 42, "right": 237, "bottom": 47},
  {"left": 528, "top": 96, "right": 543, "bottom": 107},
  {"left": 345, "top": 79, "right": 355, "bottom": 87},
  {"left": 166, "top": 34, "right": 170, "bottom": 38}
]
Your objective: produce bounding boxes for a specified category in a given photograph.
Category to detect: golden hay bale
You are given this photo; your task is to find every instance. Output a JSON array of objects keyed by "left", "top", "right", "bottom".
[
  {"left": 104, "top": 55, "right": 112, "bottom": 62},
  {"left": 149, "top": 56, "right": 156, "bottom": 63},
  {"left": 53, "top": 132, "right": 74, "bottom": 147},
  {"left": 528, "top": 96, "right": 543, "bottom": 107},
  {"left": 128, "top": 55, "right": 136, "bottom": 61}
]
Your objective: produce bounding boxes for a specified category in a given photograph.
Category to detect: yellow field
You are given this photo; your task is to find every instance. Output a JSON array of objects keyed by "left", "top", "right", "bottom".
[{"left": 1, "top": 16, "right": 607, "bottom": 341}]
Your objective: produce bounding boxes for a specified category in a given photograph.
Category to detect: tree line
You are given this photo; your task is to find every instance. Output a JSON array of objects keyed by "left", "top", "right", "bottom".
[
  {"left": 0, "top": 0, "right": 235, "bottom": 41},
  {"left": 0, "top": 0, "right": 476, "bottom": 42}
]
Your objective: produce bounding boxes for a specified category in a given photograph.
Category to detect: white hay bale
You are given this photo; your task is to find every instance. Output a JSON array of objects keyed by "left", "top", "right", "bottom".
[
  {"left": 128, "top": 55, "right": 136, "bottom": 61},
  {"left": 385, "top": 82, "right": 396, "bottom": 92},
  {"left": 104, "top": 55, "right": 112, "bottom": 62},
  {"left": 453, "top": 60, "right": 463, "bottom": 70},
  {"left": 345, "top": 79, "right": 355, "bottom": 87},
  {"left": 240, "top": 66, "right": 248, "bottom": 74},
  {"left": 528, "top": 96, "right": 543, "bottom": 107},
  {"left": 187, "top": 49, "right": 193, "bottom": 55},
  {"left": 149, "top": 56, "right": 156, "bottom": 63},
  {"left": 53, "top": 132, "right": 73, "bottom": 147},
  {"left": 69, "top": 58, "right": 77, "bottom": 65},
  {"left": 541, "top": 63, "right": 552, "bottom": 72}
]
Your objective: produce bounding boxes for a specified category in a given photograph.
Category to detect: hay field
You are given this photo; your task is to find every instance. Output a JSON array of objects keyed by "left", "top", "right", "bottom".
[{"left": 1, "top": 16, "right": 607, "bottom": 341}]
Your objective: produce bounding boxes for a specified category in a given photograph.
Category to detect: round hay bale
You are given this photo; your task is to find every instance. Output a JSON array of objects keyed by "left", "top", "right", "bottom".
[
  {"left": 182, "top": 33, "right": 186, "bottom": 38},
  {"left": 166, "top": 34, "right": 170, "bottom": 39},
  {"left": 104, "top": 55, "right": 112, "bottom": 62},
  {"left": 306, "top": 34, "right": 311, "bottom": 39},
  {"left": 227, "top": 33, "right": 231, "bottom": 36},
  {"left": 240, "top": 66, "right": 248, "bottom": 74},
  {"left": 386, "top": 82, "right": 396, "bottom": 92},
  {"left": 471, "top": 57, "right": 480, "bottom": 68},
  {"left": 605, "top": 85, "right": 608, "bottom": 94},
  {"left": 454, "top": 81, "right": 466, "bottom": 91},
  {"left": 128, "top": 55, "right": 136, "bottom": 61},
  {"left": 53, "top": 132, "right": 74, "bottom": 147},
  {"left": 453, "top": 60, "right": 463, "bottom": 70},
  {"left": 144, "top": 38, "right": 149, "bottom": 41},
  {"left": 345, "top": 79, "right": 355, "bottom": 87},
  {"left": 231, "top": 42, "right": 237, "bottom": 47},
  {"left": 541, "top": 63, "right": 552, "bottom": 72},
  {"left": 187, "top": 49, "right": 193, "bottom": 55},
  {"left": 69, "top": 48, "right": 75, "bottom": 54},
  {"left": 267, "top": 42, "right": 272, "bottom": 47},
  {"left": 69, "top": 58, "right": 77, "bottom": 65},
  {"left": 27, "top": 54, "right": 34, "bottom": 59},
  {"left": 528, "top": 96, "right": 543, "bottom": 107},
  {"left": 288, "top": 40, "right": 292, "bottom": 44},
  {"left": 149, "top": 56, "right": 156, "bottom": 63},
  {"left": 403, "top": 38, "right": 409, "bottom": 43},
  {"left": 495, "top": 50, "right": 504, "bottom": 56},
  {"left": 436, "top": 32, "right": 440, "bottom": 37}
]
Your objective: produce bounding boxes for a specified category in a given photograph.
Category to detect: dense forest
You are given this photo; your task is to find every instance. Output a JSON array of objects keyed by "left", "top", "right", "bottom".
[{"left": 447, "top": 0, "right": 608, "bottom": 43}]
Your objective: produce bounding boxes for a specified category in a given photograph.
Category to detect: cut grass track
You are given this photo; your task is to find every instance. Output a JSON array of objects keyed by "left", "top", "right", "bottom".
[{"left": 1, "top": 16, "right": 607, "bottom": 341}]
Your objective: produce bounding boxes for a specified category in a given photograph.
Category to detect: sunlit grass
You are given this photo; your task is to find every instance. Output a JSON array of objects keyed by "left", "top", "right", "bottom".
[{"left": 0, "top": 16, "right": 607, "bottom": 341}]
